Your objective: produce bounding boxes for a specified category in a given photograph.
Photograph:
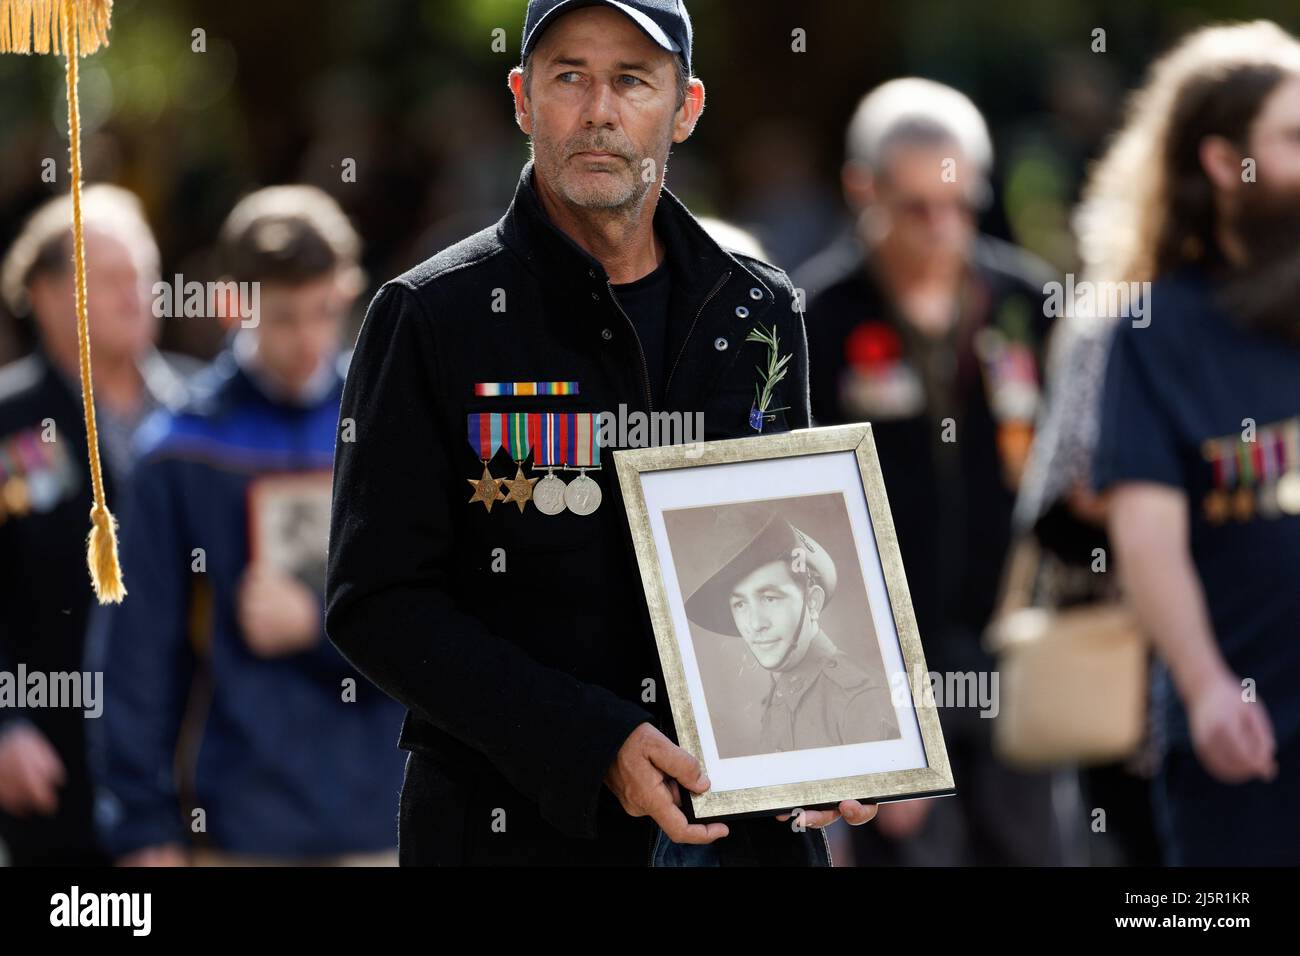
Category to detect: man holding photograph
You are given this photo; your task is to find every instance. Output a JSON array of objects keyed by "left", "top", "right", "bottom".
[{"left": 327, "top": 0, "right": 878, "bottom": 866}]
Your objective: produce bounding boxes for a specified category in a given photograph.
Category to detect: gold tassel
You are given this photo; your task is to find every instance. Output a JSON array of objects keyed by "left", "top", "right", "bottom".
[
  {"left": 1, "top": 0, "right": 123, "bottom": 603},
  {"left": 0, "top": 0, "right": 111, "bottom": 56}
]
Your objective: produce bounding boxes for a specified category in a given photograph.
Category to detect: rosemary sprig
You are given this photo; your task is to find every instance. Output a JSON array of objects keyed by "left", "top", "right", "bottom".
[{"left": 745, "top": 322, "right": 792, "bottom": 416}]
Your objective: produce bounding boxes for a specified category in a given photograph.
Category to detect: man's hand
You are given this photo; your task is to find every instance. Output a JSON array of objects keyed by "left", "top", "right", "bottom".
[
  {"left": 775, "top": 800, "right": 877, "bottom": 829},
  {"left": 605, "top": 722, "right": 729, "bottom": 845},
  {"left": 1188, "top": 670, "right": 1277, "bottom": 784},
  {"left": 0, "top": 723, "right": 65, "bottom": 816},
  {"left": 117, "top": 844, "right": 190, "bottom": 867},
  {"left": 237, "top": 563, "right": 321, "bottom": 658}
]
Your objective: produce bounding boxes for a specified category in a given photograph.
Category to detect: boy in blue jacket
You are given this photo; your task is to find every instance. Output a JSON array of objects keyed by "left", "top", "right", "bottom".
[{"left": 89, "top": 186, "right": 405, "bottom": 865}]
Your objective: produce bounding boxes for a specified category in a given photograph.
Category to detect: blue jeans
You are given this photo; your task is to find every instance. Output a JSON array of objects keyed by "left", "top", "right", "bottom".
[{"left": 651, "top": 825, "right": 723, "bottom": 867}]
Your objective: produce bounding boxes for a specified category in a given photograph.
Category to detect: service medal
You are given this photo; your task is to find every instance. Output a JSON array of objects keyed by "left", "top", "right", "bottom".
[
  {"left": 466, "top": 413, "right": 505, "bottom": 511},
  {"left": 564, "top": 471, "right": 602, "bottom": 516},
  {"left": 531, "top": 410, "right": 568, "bottom": 515},
  {"left": 562, "top": 412, "right": 602, "bottom": 516},
  {"left": 1203, "top": 489, "right": 1230, "bottom": 525},
  {"left": 1277, "top": 470, "right": 1300, "bottom": 515},
  {"left": 1232, "top": 485, "right": 1254, "bottom": 522},
  {"left": 499, "top": 412, "right": 539, "bottom": 512},
  {"left": 533, "top": 473, "right": 568, "bottom": 515}
]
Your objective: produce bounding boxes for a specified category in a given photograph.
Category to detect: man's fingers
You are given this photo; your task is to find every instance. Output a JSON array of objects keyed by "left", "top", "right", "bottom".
[
  {"left": 1206, "top": 727, "right": 1248, "bottom": 781},
  {"left": 1204, "top": 723, "right": 1254, "bottom": 782},
  {"left": 839, "top": 800, "right": 878, "bottom": 825},
  {"left": 1224, "top": 717, "right": 1262, "bottom": 777},
  {"left": 669, "top": 779, "right": 682, "bottom": 808},
  {"left": 800, "top": 810, "right": 839, "bottom": 827},
  {"left": 1240, "top": 706, "right": 1277, "bottom": 778},
  {"left": 22, "top": 771, "right": 59, "bottom": 815},
  {"left": 653, "top": 801, "right": 729, "bottom": 845},
  {"left": 648, "top": 738, "right": 709, "bottom": 794},
  {"left": 776, "top": 801, "right": 876, "bottom": 827},
  {"left": 37, "top": 744, "right": 66, "bottom": 786},
  {"left": 0, "top": 783, "right": 30, "bottom": 816},
  {"left": 777, "top": 807, "right": 838, "bottom": 827}
]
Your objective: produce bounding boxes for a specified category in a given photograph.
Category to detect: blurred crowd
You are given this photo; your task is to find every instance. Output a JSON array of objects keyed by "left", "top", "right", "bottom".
[{"left": 1, "top": 7, "right": 1298, "bottom": 866}]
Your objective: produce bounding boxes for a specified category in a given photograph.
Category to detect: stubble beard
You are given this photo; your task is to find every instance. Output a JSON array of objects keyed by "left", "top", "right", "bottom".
[{"left": 533, "top": 128, "right": 666, "bottom": 213}]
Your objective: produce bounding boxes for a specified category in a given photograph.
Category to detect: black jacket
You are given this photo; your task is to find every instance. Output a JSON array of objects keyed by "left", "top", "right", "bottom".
[{"left": 326, "top": 161, "right": 829, "bottom": 866}]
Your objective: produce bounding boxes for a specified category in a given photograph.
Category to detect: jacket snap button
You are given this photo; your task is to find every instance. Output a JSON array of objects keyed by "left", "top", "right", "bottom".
[
  {"left": 601, "top": 328, "right": 613, "bottom": 341},
  {"left": 713, "top": 337, "right": 728, "bottom": 351},
  {"left": 735, "top": 305, "right": 750, "bottom": 319},
  {"left": 591, "top": 292, "right": 600, "bottom": 301},
  {"left": 588, "top": 269, "right": 597, "bottom": 279},
  {"left": 749, "top": 287, "right": 762, "bottom": 300}
]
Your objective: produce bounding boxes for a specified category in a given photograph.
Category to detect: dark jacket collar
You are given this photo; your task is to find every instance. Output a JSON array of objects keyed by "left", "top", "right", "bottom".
[{"left": 498, "top": 160, "right": 743, "bottom": 305}]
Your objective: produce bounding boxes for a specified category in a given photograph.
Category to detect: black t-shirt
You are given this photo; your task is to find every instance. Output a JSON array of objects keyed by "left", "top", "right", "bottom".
[
  {"left": 610, "top": 257, "right": 673, "bottom": 406},
  {"left": 1093, "top": 266, "right": 1300, "bottom": 752}
]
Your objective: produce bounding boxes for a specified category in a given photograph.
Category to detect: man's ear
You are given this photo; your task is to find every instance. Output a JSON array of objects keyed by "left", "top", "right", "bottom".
[
  {"left": 24, "top": 273, "right": 58, "bottom": 321},
  {"left": 672, "top": 78, "right": 706, "bottom": 144},
  {"left": 508, "top": 67, "right": 533, "bottom": 135},
  {"left": 807, "top": 583, "right": 826, "bottom": 618},
  {"left": 1199, "top": 134, "right": 1245, "bottom": 195},
  {"left": 215, "top": 274, "right": 243, "bottom": 333},
  {"left": 842, "top": 160, "right": 876, "bottom": 216}
]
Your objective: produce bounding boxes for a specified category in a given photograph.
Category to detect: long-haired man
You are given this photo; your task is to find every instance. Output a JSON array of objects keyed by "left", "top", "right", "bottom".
[{"left": 1090, "top": 20, "right": 1300, "bottom": 865}]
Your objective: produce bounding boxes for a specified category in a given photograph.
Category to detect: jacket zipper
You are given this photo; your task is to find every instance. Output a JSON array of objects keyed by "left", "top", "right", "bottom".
[
  {"left": 663, "top": 270, "right": 731, "bottom": 404},
  {"left": 820, "top": 823, "right": 834, "bottom": 867},
  {"left": 606, "top": 281, "right": 655, "bottom": 414}
]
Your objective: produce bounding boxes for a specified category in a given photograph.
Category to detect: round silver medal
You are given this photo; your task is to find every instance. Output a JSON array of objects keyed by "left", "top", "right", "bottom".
[
  {"left": 533, "top": 473, "right": 568, "bottom": 515},
  {"left": 1277, "top": 471, "right": 1300, "bottom": 515},
  {"left": 563, "top": 473, "right": 602, "bottom": 516},
  {"left": 25, "top": 468, "right": 61, "bottom": 513}
]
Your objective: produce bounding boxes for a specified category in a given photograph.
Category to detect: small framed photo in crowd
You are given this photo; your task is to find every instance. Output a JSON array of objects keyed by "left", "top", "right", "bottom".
[
  {"left": 246, "top": 471, "right": 334, "bottom": 595},
  {"left": 613, "top": 424, "right": 954, "bottom": 819}
]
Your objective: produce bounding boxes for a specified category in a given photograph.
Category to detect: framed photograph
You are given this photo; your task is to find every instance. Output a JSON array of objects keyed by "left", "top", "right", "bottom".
[
  {"left": 246, "top": 471, "right": 334, "bottom": 595},
  {"left": 613, "top": 423, "right": 954, "bottom": 820}
]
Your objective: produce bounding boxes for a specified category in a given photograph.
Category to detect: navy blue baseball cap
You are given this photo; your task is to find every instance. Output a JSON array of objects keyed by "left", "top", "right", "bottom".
[{"left": 522, "top": 0, "right": 692, "bottom": 72}]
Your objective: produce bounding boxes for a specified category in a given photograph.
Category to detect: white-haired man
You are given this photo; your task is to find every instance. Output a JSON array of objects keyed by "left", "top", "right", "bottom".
[
  {"left": 0, "top": 186, "right": 192, "bottom": 865},
  {"left": 795, "top": 78, "right": 1069, "bottom": 866}
]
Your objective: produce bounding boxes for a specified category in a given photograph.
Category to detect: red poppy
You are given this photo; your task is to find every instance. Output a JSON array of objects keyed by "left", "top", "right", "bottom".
[{"left": 845, "top": 321, "right": 902, "bottom": 369}]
